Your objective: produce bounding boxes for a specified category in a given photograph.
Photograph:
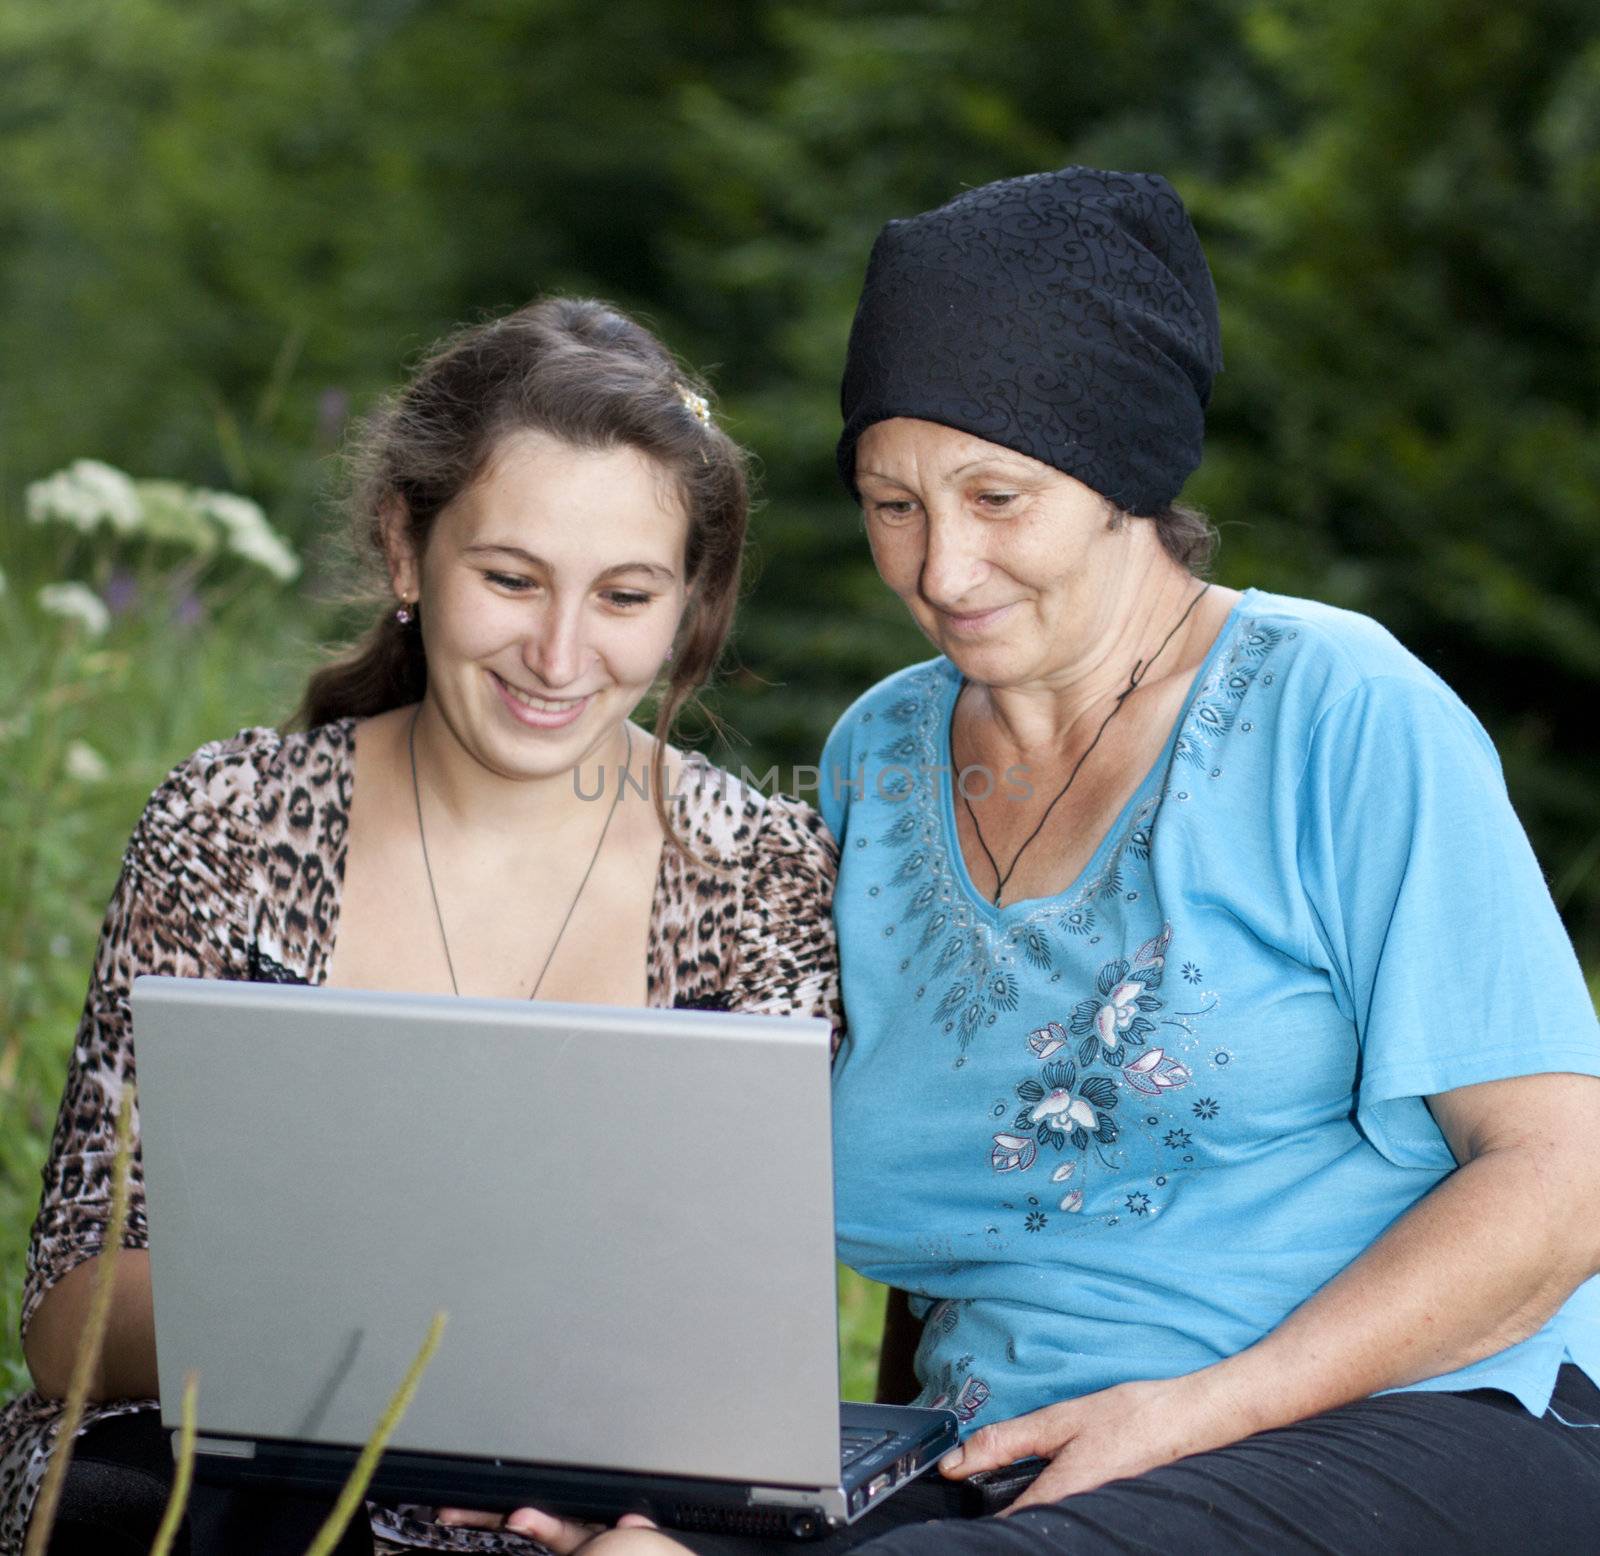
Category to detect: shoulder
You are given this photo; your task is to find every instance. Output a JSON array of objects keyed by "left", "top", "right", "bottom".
[
  {"left": 819, "top": 657, "right": 958, "bottom": 837},
  {"left": 134, "top": 726, "right": 283, "bottom": 851},
  {"left": 148, "top": 721, "right": 353, "bottom": 819},
  {"left": 111, "top": 728, "right": 281, "bottom": 914},
  {"left": 673, "top": 752, "right": 838, "bottom": 883},
  {"left": 1226, "top": 590, "right": 1493, "bottom": 759},
  {"left": 821, "top": 656, "right": 958, "bottom": 760},
  {"left": 129, "top": 722, "right": 355, "bottom": 881},
  {"left": 1234, "top": 589, "right": 1441, "bottom": 693}
]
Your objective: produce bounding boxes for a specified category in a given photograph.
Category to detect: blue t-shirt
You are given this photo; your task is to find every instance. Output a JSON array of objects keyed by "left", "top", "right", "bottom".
[{"left": 820, "top": 588, "right": 1600, "bottom": 1432}]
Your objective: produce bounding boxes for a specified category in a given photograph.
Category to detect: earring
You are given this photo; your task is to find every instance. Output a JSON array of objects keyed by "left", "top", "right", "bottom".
[
  {"left": 664, "top": 644, "right": 674, "bottom": 664},
  {"left": 395, "top": 600, "right": 414, "bottom": 626}
]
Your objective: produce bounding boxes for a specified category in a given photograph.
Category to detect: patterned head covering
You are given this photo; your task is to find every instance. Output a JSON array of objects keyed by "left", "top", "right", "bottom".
[{"left": 837, "top": 166, "right": 1222, "bottom": 516}]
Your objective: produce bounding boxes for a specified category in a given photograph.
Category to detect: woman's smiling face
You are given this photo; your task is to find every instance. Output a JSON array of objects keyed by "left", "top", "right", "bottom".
[
  {"left": 391, "top": 428, "right": 689, "bottom": 777},
  {"left": 855, "top": 417, "right": 1128, "bottom": 689}
]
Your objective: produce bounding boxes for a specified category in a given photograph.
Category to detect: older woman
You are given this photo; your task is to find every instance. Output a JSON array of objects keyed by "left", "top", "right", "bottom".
[{"left": 560, "top": 169, "right": 1600, "bottom": 1555}]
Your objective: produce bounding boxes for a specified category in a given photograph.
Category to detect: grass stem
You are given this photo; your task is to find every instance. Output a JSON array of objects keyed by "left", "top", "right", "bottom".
[
  {"left": 302, "top": 1309, "right": 447, "bottom": 1556},
  {"left": 147, "top": 1370, "right": 198, "bottom": 1556}
]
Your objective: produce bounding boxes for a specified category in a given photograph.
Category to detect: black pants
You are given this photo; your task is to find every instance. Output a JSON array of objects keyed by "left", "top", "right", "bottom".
[
  {"left": 677, "top": 1365, "right": 1600, "bottom": 1556},
  {"left": 42, "top": 1410, "right": 373, "bottom": 1555},
  {"left": 47, "top": 1369, "right": 1600, "bottom": 1555}
]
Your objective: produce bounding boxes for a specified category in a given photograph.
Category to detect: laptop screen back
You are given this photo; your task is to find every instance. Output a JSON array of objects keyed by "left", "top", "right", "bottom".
[{"left": 132, "top": 978, "right": 843, "bottom": 1487}]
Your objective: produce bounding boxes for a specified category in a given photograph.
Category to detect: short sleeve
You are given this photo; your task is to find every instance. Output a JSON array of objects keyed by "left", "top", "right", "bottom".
[
  {"left": 728, "top": 796, "right": 844, "bottom": 1054},
  {"left": 21, "top": 738, "right": 262, "bottom": 1338},
  {"left": 1296, "top": 675, "right": 1600, "bottom": 1168}
]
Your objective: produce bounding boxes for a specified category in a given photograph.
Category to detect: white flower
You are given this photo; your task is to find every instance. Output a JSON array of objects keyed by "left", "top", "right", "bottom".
[
  {"left": 1029, "top": 1087, "right": 1099, "bottom": 1132},
  {"left": 225, "top": 522, "right": 300, "bottom": 581},
  {"left": 37, "top": 582, "right": 110, "bottom": 637},
  {"left": 65, "top": 740, "right": 110, "bottom": 783},
  {"left": 1094, "top": 981, "right": 1147, "bottom": 1047},
  {"left": 990, "top": 1133, "right": 1036, "bottom": 1173},
  {"left": 24, "top": 464, "right": 300, "bottom": 583},
  {"left": 1122, "top": 1047, "right": 1193, "bottom": 1095},
  {"left": 133, "top": 480, "right": 218, "bottom": 554},
  {"left": 27, "top": 460, "right": 142, "bottom": 535},
  {"left": 1028, "top": 1022, "right": 1068, "bottom": 1060},
  {"left": 198, "top": 490, "right": 269, "bottom": 536},
  {"left": 27, "top": 471, "right": 92, "bottom": 531},
  {"left": 196, "top": 490, "right": 301, "bottom": 581}
]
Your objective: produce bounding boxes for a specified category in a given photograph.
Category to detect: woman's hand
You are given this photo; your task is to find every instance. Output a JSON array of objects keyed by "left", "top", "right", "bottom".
[
  {"left": 937, "top": 1370, "right": 1260, "bottom": 1515},
  {"left": 436, "top": 1505, "right": 661, "bottom": 1551}
]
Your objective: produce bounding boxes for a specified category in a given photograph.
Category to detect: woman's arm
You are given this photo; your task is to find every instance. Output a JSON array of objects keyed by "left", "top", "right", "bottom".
[
  {"left": 1218, "top": 1071, "right": 1600, "bottom": 1416},
  {"left": 23, "top": 1251, "right": 157, "bottom": 1401},
  {"left": 721, "top": 792, "right": 843, "bottom": 1048},
  {"left": 943, "top": 1068, "right": 1600, "bottom": 1511},
  {"left": 21, "top": 739, "right": 258, "bottom": 1403}
]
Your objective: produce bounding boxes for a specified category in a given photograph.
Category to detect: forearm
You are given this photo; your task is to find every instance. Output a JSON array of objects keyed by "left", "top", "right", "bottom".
[
  {"left": 23, "top": 1249, "right": 158, "bottom": 1402},
  {"left": 962, "top": 1144, "right": 1599, "bottom": 1504},
  {"left": 1196, "top": 1143, "right": 1599, "bottom": 1439}
]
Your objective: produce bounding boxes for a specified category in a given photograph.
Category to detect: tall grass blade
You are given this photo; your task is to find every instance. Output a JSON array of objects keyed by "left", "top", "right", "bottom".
[
  {"left": 147, "top": 1370, "right": 198, "bottom": 1556},
  {"left": 301, "top": 1310, "right": 447, "bottom": 1556},
  {"left": 22, "top": 1085, "right": 136, "bottom": 1556}
]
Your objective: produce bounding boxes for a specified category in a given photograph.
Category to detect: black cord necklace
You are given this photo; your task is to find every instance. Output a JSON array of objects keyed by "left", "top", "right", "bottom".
[
  {"left": 408, "top": 706, "right": 630, "bottom": 998},
  {"left": 958, "top": 583, "right": 1212, "bottom": 907}
]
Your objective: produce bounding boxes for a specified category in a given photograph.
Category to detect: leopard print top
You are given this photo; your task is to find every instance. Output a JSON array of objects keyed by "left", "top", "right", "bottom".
[{"left": 0, "top": 720, "right": 841, "bottom": 1554}]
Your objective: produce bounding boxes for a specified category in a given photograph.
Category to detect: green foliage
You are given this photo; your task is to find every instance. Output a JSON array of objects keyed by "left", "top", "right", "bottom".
[
  {"left": 839, "top": 1266, "right": 890, "bottom": 1403},
  {"left": 0, "top": 485, "right": 321, "bottom": 1392}
]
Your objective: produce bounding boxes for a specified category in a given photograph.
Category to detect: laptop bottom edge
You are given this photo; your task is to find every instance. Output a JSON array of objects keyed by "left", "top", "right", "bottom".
[{"left": 188, "top": 1405, "right": 959, "bottom": 1541}]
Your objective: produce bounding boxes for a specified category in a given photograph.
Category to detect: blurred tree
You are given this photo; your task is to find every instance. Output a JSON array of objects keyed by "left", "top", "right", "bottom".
[
  {"left": 1196, "top": 0, "right": 1600, "bottom": 946},
  {"left": 0, "top": 0, "right": 773, "bottom": 519}
]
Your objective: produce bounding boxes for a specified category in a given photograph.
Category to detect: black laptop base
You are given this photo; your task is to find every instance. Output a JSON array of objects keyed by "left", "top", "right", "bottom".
[{"left": 191, "top": 1404, "right": 960, "bottom": 1542}]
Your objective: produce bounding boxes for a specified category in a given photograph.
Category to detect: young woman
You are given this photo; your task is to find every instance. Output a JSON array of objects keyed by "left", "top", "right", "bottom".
[{"left": 1, "top": 297, "right": 840, "bottom": 1555}]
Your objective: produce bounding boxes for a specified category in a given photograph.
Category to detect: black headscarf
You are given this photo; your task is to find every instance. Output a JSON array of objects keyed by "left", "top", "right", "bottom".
[{"left": 837, "top": 167, "right": 1222, "bottom": 516}]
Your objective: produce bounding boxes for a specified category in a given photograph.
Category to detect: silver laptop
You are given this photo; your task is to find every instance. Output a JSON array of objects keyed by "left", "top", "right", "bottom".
[{"left": 131, "top": 976, "right": 956, "bottom": 1538}]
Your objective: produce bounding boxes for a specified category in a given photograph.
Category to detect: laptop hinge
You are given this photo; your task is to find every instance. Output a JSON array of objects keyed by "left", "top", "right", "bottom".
[{"left": 190, "top": 1436, "right": 257, "bottom": 1460}]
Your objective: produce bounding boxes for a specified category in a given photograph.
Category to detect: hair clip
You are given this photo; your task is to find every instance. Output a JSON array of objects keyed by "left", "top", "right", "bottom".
[{"left": 675, "top": 384, "right": 712, "bottom": 426}]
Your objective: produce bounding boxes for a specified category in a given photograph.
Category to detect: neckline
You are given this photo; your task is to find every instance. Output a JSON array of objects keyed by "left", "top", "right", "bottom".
[
  {"left": 316, "top": 718, "right": 709, "bottom": 998},
  {"left": 936, "top": 588, "right": 1254, "bottom": 922}
]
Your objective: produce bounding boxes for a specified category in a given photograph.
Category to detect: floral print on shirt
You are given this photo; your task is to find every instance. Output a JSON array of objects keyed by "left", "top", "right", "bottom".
[
  {"left": 871, "top": 615, "right": 1277, "bottom": 1066},
  {"left": 988, "top": 924, "right": 1218, "bottom": 1226}
]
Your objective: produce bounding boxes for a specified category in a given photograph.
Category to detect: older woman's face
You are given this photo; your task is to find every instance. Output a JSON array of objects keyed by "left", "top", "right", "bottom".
[{"left": 855, "top": 418, "right": 1127, "bottom": 687}]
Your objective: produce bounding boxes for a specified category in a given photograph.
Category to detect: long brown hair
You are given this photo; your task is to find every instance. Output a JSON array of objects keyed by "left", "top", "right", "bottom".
[{"left": 296, "top": 297, "right": 750, "bottom": 852}]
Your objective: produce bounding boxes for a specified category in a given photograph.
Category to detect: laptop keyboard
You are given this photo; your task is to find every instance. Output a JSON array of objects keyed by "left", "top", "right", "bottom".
[{"left": 840, "top": 1426, "right": 895, "bottom": 1470}]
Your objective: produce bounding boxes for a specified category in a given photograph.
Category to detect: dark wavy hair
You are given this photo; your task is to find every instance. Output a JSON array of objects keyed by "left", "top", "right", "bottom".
[{"left": 295, "top": 296, "right": 749, "bottom": 852}]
